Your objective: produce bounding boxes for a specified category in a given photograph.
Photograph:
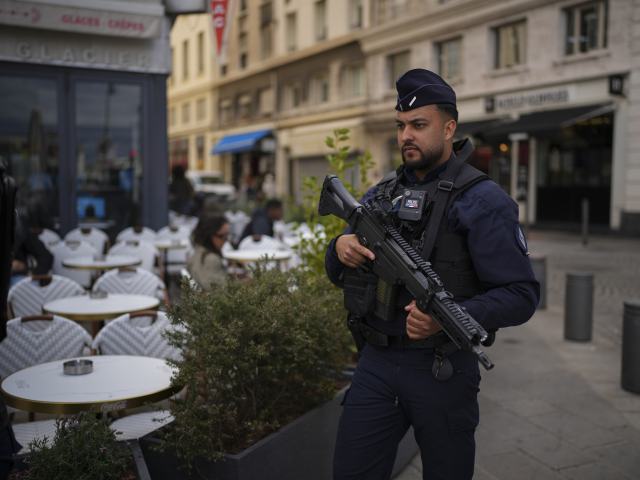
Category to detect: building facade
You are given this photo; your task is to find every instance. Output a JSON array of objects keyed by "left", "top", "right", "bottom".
[
  {"left": 169, "top": 0, "right": 640, "bottom": 233},
  {"left": 0, "top": 0, "right": 206, "bottom": 235}
]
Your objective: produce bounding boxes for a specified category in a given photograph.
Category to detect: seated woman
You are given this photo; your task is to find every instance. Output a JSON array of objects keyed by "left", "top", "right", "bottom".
[{"left": 187, "top": 215, "right": 230, "bottom": 290}]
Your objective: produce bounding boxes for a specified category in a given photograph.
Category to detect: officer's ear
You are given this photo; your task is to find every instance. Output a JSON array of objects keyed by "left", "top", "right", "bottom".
[{"left": 443, "top": 118, "right": 456, "bottom": 141}]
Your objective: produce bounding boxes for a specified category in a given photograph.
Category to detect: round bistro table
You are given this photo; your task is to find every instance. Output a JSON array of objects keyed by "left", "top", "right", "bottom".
[
  {"left": 1, "top": 355, "right": 178, "bottom": 414},
  {"left": 43, "top": 293, "right": 160, "bottom": 336}
]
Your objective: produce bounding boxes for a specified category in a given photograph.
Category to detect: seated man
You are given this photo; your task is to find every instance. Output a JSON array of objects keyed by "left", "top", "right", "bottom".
[{"left": 238, "top": 198, "right": 284, "bottom": 244}]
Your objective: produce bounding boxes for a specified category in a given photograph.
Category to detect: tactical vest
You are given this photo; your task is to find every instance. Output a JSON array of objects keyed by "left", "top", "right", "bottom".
[{"left": 343, "top": 139, "right": 489, "bottom": 327}]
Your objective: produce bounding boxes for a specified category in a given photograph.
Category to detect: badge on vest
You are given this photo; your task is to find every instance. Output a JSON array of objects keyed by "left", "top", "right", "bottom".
[{"left": 397, "top": 189, "right": 427, "bottom": 222}]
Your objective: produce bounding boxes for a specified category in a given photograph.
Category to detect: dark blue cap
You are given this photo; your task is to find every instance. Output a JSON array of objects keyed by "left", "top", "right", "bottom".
[{"left": 395, "top": 68, "right": 456, "bottom": 111}]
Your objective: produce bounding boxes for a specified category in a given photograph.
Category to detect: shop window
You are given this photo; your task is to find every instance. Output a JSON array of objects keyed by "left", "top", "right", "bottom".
[
  {"left": 349, "top": 0, "right": 364, "bottom": 29},
  {"left": 387, "top": 50, "right": 410, "bottom": 89},
  {"left": 196, "top": 98, "right": 206, "bottom": 122},
  {"left": 493, "top": 20, "right": 526, "bottom": 69},
  {"left": 564, "top": 1, "right": 608, "bottom": 55},
  {"left": 182, "top": 39, "right": 189, "bottom": 80},
  {"left": 315, "top": 0, "right": 327, "bottom": 41},
  {"left": 197, "top": 32, "right": 205, "bottom": 76},
  {"left": 436, "top": 37, "right": 462, "bottom": 83},
  {"left": 341, "top": 64, "right": 366, "bottom": 99},
  {"left": 0, "top": 76, "right": 60, "bottom": 222},
  {"left": 286, "top": 12, "right": 297, "bottom": 52}
]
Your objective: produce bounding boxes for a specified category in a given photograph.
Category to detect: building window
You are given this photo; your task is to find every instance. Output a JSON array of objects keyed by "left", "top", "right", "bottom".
[
  {"left": 169, "top": 138, "right": 189, "bottom": 167},
  {"left": 282, "top": 83, "right": 304, "bottom": 110},
  {"left": 286, "top": 12, "right": 297, "bottom": 51},
  {"left": 258, "top": 87, "right": 274, "bottom": 115},
  {"left": 341, "top": 64, "right": 366, "bottom": 98},
  {"left": 220, "top": 64, "right": 227, "bottom": 77},
  {"left": 314, "top": 0, "right": 327, "bottom": 41},
  {"left": 239, "top": 32, "right": 248, "bottom": 69},
  {"left": 236, "top": 93, "right": 252, "bottom": 120},
  {"left": 564, "top": 1, "right": 607, "bottom": 55},
  {"left": 494, "top": 20, "right": 526, "bottom": 69},
  {"left": 197, "top": 32, "right": 205, "bottom": 76},
  {"left": 182, "top": 40, "right": 189, "bottom": 80},
  {"left": 310, "top": 72, "right": 330, "bottom": 105},
  {"left": 196, "top": 98, "right": 206, "bottom": 121},
  {"left": 436, "top": 37, "right": 462, "bottom": 82},
  {"left": 169, "top": 106, "right": 176, "bottom": 126},
  {"left": 349, "top": 0, "right": 364, "bottom": 29},
  {"left": 219, "top": 99, "right": 233, "bottom": 124},
  {"left": 260, "top": 2, "right": 274, "bottom": 59},
  {"left": 196, "top": 135, "right": 205, "bottom": 169},
  {"left": 387, "top": 50, "right": 410, "bottom": 88},
  {"left": 169, "top": 47, "right": 174, "bottom": 86},
  {"left": 182, "top": 102, "right": 190, "bottom": 123}
]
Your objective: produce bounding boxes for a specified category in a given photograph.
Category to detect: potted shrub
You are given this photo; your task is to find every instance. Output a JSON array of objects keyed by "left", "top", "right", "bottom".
[{"left": 13, "top": 413, "right": 136, "bottom": 480}]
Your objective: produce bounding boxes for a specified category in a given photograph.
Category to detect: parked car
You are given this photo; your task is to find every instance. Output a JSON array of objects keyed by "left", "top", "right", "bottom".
[{"left": 186, "top": 171, "right": 236, "bottom": 203}]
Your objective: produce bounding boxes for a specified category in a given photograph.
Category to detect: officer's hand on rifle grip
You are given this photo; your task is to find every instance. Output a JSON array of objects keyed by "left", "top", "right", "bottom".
[
  {"left": 405, "top": 300, "right": 442, "bottom": 340},
  {"left": 336, "top": 234, "right": 376, "bottom": 268}
]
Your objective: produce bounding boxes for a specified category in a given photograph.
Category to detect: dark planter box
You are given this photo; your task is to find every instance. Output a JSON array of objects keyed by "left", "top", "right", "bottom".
[{"left": 140, "top": 388, "right": 418, "bottom": 480}]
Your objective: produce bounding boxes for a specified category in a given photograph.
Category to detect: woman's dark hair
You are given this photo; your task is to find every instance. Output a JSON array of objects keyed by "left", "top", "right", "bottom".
[{"left": 191, "top": 215, "right": 228, "bottom": 254}]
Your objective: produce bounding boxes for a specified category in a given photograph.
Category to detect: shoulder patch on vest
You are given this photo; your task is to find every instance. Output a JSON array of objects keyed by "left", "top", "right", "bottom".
[{"left": 515, "top": 225, "right": 529, "bottom": 256}]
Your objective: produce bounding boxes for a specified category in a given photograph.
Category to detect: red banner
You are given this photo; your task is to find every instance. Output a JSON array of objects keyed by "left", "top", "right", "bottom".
[{"left": 210, "top": 0, "right": 229, "bottom": 56}]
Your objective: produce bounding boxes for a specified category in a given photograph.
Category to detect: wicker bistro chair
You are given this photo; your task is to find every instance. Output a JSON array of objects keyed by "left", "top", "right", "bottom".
[
  {"left": 91, "top": 310, "right": 181, "bottom": 361},
  {"left": 37, "top": 228, "right": 61, "bottom": 251},
  {"left": 108, "top": 240, "right": 159, "bottom": 274},
  {"left": 0, "top": 315, "right": 92, "bottom": 380},
  {"left": 92, "top": 268, "right": 167, "bottom": 303},
  {"left": 64, "top": 227, "right": 109, "bottom": 255},
  {"left": 7, "top": 275, "right": 85, "bottom": 318},
  {"left": 116, "top": 226, "right": 157, "bottom": 244},
  {"left": 50, "top": 240, "right": 97, "bottom": 288}
]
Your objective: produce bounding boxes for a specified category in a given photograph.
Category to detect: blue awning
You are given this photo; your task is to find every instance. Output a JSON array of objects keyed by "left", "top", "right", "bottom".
[{"left": 211, "top": 129, "right": 271, "bottom": 154}]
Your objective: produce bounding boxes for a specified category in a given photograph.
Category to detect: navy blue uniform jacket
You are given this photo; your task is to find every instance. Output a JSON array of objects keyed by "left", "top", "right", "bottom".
[{"left": 325, "top": 162, "right": 540, "bottom": 334}]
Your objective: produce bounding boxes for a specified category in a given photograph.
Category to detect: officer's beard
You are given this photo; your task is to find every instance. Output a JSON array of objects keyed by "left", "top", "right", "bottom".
[{"left": 402, "top": 142, "right": 445, "bottom": 172}]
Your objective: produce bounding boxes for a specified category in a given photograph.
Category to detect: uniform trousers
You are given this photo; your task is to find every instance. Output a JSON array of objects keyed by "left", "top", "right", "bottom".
[{"left": 333, "top": 343, "right": 480, "bottom": 480}]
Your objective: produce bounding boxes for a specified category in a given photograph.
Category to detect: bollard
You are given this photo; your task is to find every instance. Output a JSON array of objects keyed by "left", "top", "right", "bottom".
[
  {"left": 531, "top": 255, "right": 546, "bottom": 309},
  {"left": 621, "top": 300, "right": 640, "bottom": 393},
  {"left": 581, "top": 198, "right": 589, "bottom": 246},
  {"left": 564, "top": 272, "right": 594, "bottom": 341}
]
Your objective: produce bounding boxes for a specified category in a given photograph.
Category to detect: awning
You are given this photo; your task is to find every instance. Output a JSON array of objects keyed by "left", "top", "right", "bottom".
[
  {"left": 211, "top": 129, "right": 272, "bottom": 155},
  {"left": 482, "top": 104, "right": 614, "bottom": 138}
]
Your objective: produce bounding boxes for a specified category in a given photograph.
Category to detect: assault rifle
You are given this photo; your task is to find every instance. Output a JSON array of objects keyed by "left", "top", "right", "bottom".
[{"left": 319, "top": 175, "right": 494, "bottom": 370}]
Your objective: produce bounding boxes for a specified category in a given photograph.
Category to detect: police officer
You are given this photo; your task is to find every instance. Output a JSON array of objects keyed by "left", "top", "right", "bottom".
[{"left": 325, "top": 69, "right": 540, "bottom": 480}]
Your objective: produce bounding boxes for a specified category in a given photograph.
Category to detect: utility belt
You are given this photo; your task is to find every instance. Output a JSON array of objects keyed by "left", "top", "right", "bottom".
[{"left": 350, "top": 316, "right": 450, "bottom": 350}]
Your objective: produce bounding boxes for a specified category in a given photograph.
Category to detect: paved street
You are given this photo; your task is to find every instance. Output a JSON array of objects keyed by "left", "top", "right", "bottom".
[{"left": 396, "top": 230, "right": 640, "bottom": 479}]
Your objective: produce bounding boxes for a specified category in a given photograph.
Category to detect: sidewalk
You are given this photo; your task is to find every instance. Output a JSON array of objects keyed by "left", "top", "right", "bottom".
[{"left": 396, "top": 231, "right": 640, "bottom": 479}]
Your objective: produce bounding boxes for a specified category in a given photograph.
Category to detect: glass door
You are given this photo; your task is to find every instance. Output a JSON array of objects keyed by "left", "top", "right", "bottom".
[{"left": 73, "top": 80, "right": 143, "bottom": 236}]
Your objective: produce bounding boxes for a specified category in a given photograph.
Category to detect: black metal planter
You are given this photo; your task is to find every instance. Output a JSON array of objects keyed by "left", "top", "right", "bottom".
[{"left": 139, "top": 388, "right": 418, "bottom": 480}]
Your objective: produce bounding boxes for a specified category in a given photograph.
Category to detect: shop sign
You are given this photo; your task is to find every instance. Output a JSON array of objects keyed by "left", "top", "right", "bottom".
[
  {"left": 491, "top": 87, "right": 574, "bottom": 113},
  {"left": 0, "top": 0, "right": 162, "bottom": 38},
  {"left": 0, "top": 31, "right": 170, "bottom": 73}
]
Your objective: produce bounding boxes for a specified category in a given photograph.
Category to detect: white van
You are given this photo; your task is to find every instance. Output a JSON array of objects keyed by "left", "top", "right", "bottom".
[{"left": 186, "top": 171, "right": 236, "bottom": 202}]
